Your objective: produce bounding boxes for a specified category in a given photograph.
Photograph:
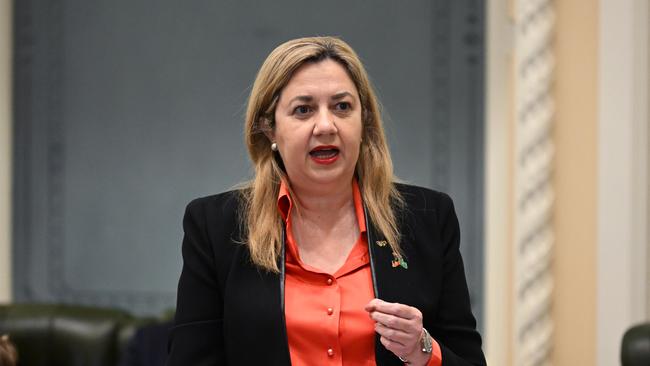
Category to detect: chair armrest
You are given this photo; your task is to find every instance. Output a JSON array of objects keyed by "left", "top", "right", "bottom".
[{"left": 622, "top": 322, "right": 650, "bottom": 366}]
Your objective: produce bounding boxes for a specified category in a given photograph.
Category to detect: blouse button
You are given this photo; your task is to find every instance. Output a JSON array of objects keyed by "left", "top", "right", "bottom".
[
  {"left": 327, "top": 348, "right": 334, "bottom": 357},
  {"left": 327, "top": 307, "right": 333, "bottom": 315},
  {"left": 326, "top": 278, "right": 333, "bottom": 285}
]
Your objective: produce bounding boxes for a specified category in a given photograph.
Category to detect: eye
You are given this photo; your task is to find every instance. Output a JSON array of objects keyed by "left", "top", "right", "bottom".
[
  {"left": 293, "top": 105, "right": 312, "bottom": 116},
  {"left": 335, "top": 102, "right": 351, "bottom": 111}
]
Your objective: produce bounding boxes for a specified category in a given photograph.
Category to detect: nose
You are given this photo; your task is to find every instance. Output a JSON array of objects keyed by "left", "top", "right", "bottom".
[{"left": 313, "top": 110, "right": 338, "bottom": 135}]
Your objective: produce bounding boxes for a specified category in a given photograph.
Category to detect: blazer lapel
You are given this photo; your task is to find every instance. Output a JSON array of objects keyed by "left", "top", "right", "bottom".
[
  {"left": 364, "top": 204, "right": 411, "bottom": 366},
  {"left": 279, "top": 225, "right": 292, "bottom": 364},
  {"left": 364, "top": 203, "right": 415, "bottom": 304}
]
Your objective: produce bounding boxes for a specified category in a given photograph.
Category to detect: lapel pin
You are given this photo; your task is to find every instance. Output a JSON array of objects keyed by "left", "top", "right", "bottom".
[
  {"left": 375, "top": 240, "right": 387, "bottom": 247},
  {"left": 391, "top": 251, "right": 408, "bottom": 269}
]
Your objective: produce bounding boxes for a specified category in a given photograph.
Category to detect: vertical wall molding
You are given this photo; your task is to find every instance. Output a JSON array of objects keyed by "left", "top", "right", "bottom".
[
  {"left": 637, "top": 0, "right": 650, "bottom": 322},
  {"left": 431, "top": 0, "right": 452, "bottom": 191},
  {"left": 641, "top": 2, "right": 650, "bottom": 319},
  {"left": 485, "top": 0, "right": 514, "bottom": 363},
  {"left": 431, "top": 0, "right": 486, "bottom": 329},
  {"left": 597, "top": 0, "right": 650, "bottom": 364},
  {"left": 0, "top": 0, "right": 13, "bottom": 303},
  {"left": 512, "top": 1, "right": 555, "bottom": 365},
  {"left": 487, "top": 0, "right": 558, "bottom": 362},
  {"left": 12, "top": 0, "right": 34, "bottom": 301}
]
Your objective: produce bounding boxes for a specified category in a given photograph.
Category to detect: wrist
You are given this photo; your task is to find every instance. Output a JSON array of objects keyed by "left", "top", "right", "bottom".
[
  {"left": 399, "top": 327, "right": 434, "bottom": 365},
  {"left": 402, "top": 350, "right": 431, "bottom": 366}
]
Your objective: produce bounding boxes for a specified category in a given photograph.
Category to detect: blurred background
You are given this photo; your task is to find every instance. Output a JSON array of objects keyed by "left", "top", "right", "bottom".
[{"left": 0, "top": 0, "right": 648, "bottom": 365}]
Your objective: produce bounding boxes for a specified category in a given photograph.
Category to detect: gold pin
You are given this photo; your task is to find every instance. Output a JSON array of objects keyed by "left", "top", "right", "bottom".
[{"left": 375, "top": 240, "right": 387, "bottom": 247}]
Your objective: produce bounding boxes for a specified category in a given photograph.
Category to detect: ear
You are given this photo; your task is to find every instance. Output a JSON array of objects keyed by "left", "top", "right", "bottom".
[{"left": 260, "top": 117, "right": 275, "bottom": 141}]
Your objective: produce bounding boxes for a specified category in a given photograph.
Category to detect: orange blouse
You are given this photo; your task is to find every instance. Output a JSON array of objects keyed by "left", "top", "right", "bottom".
[{"left": 278, "top": 179, "right": 442, "bottom": 366}]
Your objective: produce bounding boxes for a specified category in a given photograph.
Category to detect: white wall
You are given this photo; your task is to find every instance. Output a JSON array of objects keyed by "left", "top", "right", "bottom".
[
  {"left": 597, "top": 0, "right": 649, "bottom": 365},
  {"left": 485, "top": 0, "right": 513, "bottom": 364},
  {"left": 0, "top": 0, "right": 12, "bottom": 303}
]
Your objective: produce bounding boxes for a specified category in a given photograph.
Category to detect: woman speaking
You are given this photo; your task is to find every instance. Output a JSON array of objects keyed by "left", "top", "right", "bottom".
[{"left": 167, "top": 36, "right": 486, "bottom": 366}]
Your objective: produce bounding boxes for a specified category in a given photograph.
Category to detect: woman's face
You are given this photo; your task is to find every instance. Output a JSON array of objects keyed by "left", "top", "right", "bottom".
[{"left": 271, "top": 59, "right": 363, "bottom": 192}]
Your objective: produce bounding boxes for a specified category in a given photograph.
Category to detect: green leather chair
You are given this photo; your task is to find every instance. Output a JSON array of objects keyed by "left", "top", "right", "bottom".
[
  {"left": 0, "top": 303, "right": 158, "bottom": 366},
  {"left": 621, "top": 322, "right": 650, "bottom": 366}
]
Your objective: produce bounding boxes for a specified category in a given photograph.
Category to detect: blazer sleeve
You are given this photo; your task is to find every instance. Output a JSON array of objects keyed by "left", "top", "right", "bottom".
[
  {"left": 167, "top": 198, "right": 227, "bottom": 366},
  {"left": 432, "top": 193, "right": 486, "bottom": 366}
]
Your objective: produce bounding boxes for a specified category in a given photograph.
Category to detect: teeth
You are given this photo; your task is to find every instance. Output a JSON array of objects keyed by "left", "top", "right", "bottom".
[{"left": 311, "top": 149, "right": 338, "bottom": 158}]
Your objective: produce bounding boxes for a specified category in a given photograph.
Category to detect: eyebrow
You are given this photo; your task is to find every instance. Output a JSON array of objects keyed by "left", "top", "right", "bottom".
[
  {"left": 331, "top": 91, "right": 354, "bottom": 100},
  {"left": 288, "top": 95, "right": 313, "bottom": 104},
  {"left": 287, "top": 91, "right": 354, "bottom": 105}
]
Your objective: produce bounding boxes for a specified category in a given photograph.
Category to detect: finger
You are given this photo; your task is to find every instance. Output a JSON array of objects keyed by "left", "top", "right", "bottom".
[
  {"left": 364, "top": 298, "right": 383, "bottom": 312},
  {"left": 379, "top": 335, "right": 410, "bottom": 357},
  {"left": 371, "top": 301, "right": 420, "bottom": 320},
  {"left": 370, "top": 311, "right": 411, "bottom": 330},
  {"left": 371, "top": 311, "right": 423, "bottom": 335},
  {"left": 375, "top": 322, "right": 413, "bottom": 344}
]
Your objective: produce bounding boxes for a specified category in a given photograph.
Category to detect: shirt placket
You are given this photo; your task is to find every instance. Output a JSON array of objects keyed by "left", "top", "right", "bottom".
[{"left": 324, "top": 274, "right": 343, "bottom": 364}]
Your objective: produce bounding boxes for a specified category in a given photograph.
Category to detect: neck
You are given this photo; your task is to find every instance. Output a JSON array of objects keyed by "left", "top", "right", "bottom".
[{"left": 290, "top": 178, "right": 355, "bottom": 220}]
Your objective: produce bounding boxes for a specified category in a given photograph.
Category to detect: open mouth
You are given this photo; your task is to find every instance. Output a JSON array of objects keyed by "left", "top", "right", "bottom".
[
  {"left": 309, "top": 149, "right": 339, "bottom": 158},
  {"left": 309, "top": 146, "right": 339, "bottom": 164}
]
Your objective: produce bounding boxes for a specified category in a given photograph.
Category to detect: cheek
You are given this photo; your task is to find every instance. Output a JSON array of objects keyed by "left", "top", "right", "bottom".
[
  {"left": 272, "top": 121, "right": 292, "bottom": 149},
  {"left": 345, "top": 126, "right": 363, "bottom": 159},
  {"left": 276, "top": 131, "right": 305, "bottom": 153},
  {"left": 274, "top": 127, "right": 310, "bottom": 168},
  {"left": 351, "top": 119, "right": 363, "bottom": 147}
]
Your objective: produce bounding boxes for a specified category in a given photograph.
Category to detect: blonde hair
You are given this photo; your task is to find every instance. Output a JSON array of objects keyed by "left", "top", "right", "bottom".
[{"left": 242, "top": 36, "right": 403, "bottom": 272}]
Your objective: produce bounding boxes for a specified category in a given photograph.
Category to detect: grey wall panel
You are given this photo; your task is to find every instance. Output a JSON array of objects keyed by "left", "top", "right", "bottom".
[
  {"left": 431, "top": 0, "right": 485, "bottom": 328},
  {"left": 13, "top": 0, "right": 485, "bottom": 327}
]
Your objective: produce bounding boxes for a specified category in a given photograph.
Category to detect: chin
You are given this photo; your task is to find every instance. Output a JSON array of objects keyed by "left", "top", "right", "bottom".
[
  {"left": 286, "top": 165, "right": 355, "bottom": 188},
  {"left": 308, "top": 170, "right": 354, "bottom": 185}
]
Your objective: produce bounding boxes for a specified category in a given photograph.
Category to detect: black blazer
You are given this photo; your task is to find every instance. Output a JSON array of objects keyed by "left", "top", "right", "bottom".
[{"left": 167, "top": 184, "right": 486, "bottom": 366}]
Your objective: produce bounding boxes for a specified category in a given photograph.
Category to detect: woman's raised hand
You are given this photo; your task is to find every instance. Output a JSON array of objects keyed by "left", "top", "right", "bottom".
[{"left": 365, "top": 298, "right": 431, "bottom": 365}]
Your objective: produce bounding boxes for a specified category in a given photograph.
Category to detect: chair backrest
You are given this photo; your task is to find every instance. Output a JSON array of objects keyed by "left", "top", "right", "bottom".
[
  {"left": 621, "top": 322, "right": 650, "bottom": 366},
  {"left": 0, "top": 303, "right": 153, "bottom": 366}
]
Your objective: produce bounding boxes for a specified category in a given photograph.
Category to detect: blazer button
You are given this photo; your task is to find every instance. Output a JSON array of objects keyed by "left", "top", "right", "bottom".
[
  {"left": 327, "top": 307, "right": 333, "bottom": 315},
  {"left": 327, "top": 348, "right": 334, "bottom": 357},
  {"left": 326, "top": 278, "right": 333, "bottom": 285}
]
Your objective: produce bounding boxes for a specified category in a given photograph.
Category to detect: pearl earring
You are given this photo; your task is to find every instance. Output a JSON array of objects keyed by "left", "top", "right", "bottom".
[{"left": 271, "top": 142, "right": 278, "bottom": 151}]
